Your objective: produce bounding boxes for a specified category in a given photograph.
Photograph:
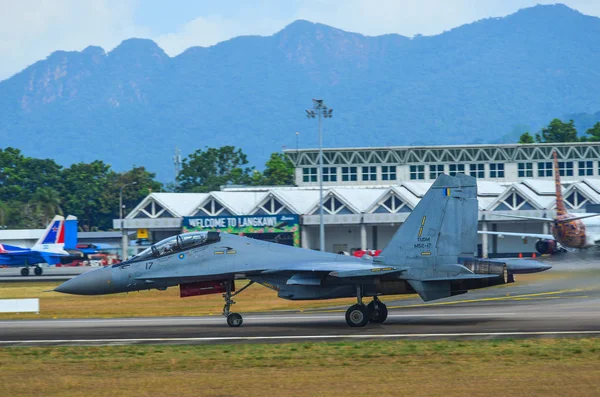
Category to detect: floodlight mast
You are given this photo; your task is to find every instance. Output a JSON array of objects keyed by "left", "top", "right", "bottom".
[
  {"left": 305, "top": 99, "right": 333, "bottom": 252},
  {"left": 120, "top": 181, "right": 137, "bottom": 260}
]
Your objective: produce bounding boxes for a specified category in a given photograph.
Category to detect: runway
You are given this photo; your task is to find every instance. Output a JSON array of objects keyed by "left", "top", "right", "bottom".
[
  {"left": 0, "top": 266, "right": 92, "bottom": 282},
  {"left": 1, "top": 269, "right": 598, "bottom": 346}
]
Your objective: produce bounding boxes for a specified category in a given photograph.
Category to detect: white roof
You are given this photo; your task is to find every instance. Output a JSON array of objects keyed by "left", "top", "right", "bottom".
[
  {"left": 126, "top": 179, "right": 600, "bottom": 219},
  {"left": 477, "top": 181, "right": 505, "bottom": 195},
  {"left": 333, "top": 188, "right": 388, "bottom": 212},
  {"left": 582, "top": 179, "right": 600, "bottom": 195},
  {"left": 391, "top": 186, "right": 420, "bottom": 208},
  {"left": 521, "top": 179, "right": 557, "bottom": 195},
  {"left": 211, "top": 191, "right": 269, "bottom": 214},
  {"left": 149, "top": 193, "right": 208, "bottom": 217},
  {"left": 401, "top": 182, "right": 433, "bottom": 197},
  {"left": 273, "top": 190, "right": 321, "bottom": 213},
  {"left": 0, "top": 229, "right": 44, "bottom": 241}
]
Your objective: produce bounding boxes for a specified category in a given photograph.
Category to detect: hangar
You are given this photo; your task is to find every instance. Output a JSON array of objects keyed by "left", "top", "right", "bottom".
[{"left": 117, "top": 142, "right": 600, "bottom": 258}]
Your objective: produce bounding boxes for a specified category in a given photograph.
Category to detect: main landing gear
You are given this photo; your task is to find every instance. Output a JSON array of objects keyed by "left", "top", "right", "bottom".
[
  {"left": 345, "top": 286, "right": 388, "bottom": 327},
  {"left": 222, "top": 280, "right": 254, "bottom": 327},
  {"left": 20, "top": 265, "right": 42, "bottom": 277}
]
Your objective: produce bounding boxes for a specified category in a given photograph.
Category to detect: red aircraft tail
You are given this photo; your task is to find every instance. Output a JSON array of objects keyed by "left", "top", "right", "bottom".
[{"left": 553, "top": 151, "right": 567, "bottom": 216}]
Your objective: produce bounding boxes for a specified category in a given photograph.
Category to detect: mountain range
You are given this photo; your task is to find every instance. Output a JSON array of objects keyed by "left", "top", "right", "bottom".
[{"left": 2, "top": 3, "right": 600, "bottom": 181}]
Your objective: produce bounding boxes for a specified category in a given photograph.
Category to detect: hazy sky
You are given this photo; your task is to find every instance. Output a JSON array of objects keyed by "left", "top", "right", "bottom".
[{"left": 1, "top": 0, "right": 600, "bottom": 80}]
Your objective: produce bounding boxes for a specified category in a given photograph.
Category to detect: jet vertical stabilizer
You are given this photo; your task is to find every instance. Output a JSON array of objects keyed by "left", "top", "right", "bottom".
[
  {"left": 64, "top": 215, "right": 78, "bottom": 250},
  {"left": 32, "top": 215, "right": 67, "bottom": 253},
  {"left": 379, "top": 174, "right": 485, "bottom": 301},
  {"left": 380, "top": 174, "right": 478, "bottom": 267}
]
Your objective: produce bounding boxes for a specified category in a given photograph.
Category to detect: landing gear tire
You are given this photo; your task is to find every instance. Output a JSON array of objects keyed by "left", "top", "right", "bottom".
[
  {"left": 345, "top": 304, "right": 370, "bottom": 327},
  {"left": 21, "top": 268, "right": 30, "bottom": 277},
  {"left": 368, "top": 301, "right": 388, "bottom": 324},
  {"left": 34, "top": 267, "right": 43, "bottom": 276},
  {"left": 221, "top": 280, "right": 254, "bottom": 327},
  {"left": 226, "top": 313, "right": 243, "bottom": 327}
]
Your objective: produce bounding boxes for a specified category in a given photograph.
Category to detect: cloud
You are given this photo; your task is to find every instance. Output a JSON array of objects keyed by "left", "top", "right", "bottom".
[
  {"left": 154, "top": 0, "right": 600, "bottom": 57},
  {"left": 0, "top": 0, "right": 146, "bottom": 80},
  {"left": 155, "top": 14, "right": 288, "bottom": 55},
  {"left": 291, "top": 0, "right": 599, "bottom": 37},
  {"left": 1, "top": 0, "right": 600, "bottom": 81}
]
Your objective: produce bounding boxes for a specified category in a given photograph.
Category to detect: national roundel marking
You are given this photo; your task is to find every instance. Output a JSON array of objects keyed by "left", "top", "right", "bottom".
[{"left": 179, "top": 253, "right": 185, "bottom": 260}]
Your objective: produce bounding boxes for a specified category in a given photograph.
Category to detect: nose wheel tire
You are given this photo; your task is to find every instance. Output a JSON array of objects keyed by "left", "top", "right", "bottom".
[
  {"left": 21, "top": 268, "right": 30, "bottom": 277},
  {"left": 367, "top": 301, "right": 388, "bottom": 323},
  {"left": 345, "top": 304, "right": 371, "bottom": 327},
  {"left": 34, "top": 267, "right": 43, "bottom": 276},
  {"left": 227, "top": 313, "right": 243, "bottom": 327}
]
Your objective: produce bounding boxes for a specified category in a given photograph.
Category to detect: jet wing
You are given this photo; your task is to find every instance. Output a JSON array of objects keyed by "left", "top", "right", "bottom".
[
  {"left": 260, "top": 261, "right": 407, "bottom": 277},
  {"left": 478, "top": 231, "right": 554, "bottom": 240},
  {"left": 136, "top": 261, "right": 408, "bottom": 283}
]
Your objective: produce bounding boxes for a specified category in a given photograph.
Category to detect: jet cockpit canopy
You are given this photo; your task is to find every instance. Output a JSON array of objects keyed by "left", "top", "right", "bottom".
[{"left": 130, "top": 231, "right": 220, "bottom": 262}]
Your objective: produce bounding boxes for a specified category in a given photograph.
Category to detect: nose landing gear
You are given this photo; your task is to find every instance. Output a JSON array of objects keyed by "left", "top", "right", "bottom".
[{"left": 222, "top": 280, "right": 254, "bottom": 327}]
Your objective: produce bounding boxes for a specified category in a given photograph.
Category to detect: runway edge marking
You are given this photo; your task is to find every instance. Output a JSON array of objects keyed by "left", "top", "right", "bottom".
[{"left": 2, "top": 330, "right": 600, "bottom": 345}]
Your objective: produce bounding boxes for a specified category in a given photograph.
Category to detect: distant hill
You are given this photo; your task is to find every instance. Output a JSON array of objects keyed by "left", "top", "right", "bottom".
[
  {"left": 565, "top": 110, "right": 600, "bottom": 134},
  {"left": 2, "top": 4, "right": 600, "bottom": 181}
]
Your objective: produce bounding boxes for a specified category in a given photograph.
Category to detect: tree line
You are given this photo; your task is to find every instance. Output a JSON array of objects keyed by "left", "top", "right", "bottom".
[
  {"left": 0, "top": 147, "right": 294, "bottom": 230},
  {"left": 518, "top": 119, "right": 600, "bottom": 143}
]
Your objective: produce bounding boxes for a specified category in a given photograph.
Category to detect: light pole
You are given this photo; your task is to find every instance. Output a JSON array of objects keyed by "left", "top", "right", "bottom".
[
  {"left": 119, "top": 181, "right": 137, "bottom": 260},
  {"left": 306, "top": 99, "right": 333, "bottom": 251}
]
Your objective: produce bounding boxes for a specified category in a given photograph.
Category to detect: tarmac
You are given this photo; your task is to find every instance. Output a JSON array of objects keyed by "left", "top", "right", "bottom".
[
  {"left": 0, "top": 262, "right": 598, "bottom": 346},
  {"left": 0, "top": 266, "right": 92, "bottom": 282}
]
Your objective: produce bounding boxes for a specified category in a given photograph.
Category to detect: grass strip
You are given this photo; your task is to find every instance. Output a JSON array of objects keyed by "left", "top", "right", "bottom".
[{"left": 0, "top": 338, "right": 598, "bottom": 396}]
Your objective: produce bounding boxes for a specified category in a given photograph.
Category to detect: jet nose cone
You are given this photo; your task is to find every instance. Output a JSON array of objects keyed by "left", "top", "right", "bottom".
[{"left": 55, "top": 267, "right": 113, "bottom": 295}]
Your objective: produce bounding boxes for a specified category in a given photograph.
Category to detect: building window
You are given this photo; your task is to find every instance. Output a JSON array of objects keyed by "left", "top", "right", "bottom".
[
  {"left": 381, "top": 166, "right": 397, "bottom": 181},
  {"left": 538, "top": 162, "right": 552, "bottom": 177},
  {"left": 341, "top": 166, "right": 357, "bottom": 182},
  {"left": 558, "top": 161, "right": 573, "bottom": 177},
  {"left": 494, "top": 191, "right": 534, "bottom": 211},
  {"left": 302, "top": 167, "right": 317, "bottom": 182},
  {"left": 518, "top": 163, "right": 533, "bottom": 178},
  {"left": 410, "top": 165, "right": 425, "bottom": 180},
  {"left": 322, "top": 167, "right": 337, "bottom": 182},
  {"left": 468, "top": 164, "right": 485, "bottom": 178},
  {"left": 579, "top": 161, "right": 593, "bottom": 176},
  {"left": 362, "top": 166, "right": 377, "bottom": 181},
  {"left": 448, "top": 164, "right": 465, "bottom": 176},
  {"left": 565, "top": 191, "right": 588, "bottom": 209},
  {"left": 489, "top": 163, "right": 505, "bottom": 178},
  {"left": 429, "top": 164, "right": 444, "bottom": 179}
]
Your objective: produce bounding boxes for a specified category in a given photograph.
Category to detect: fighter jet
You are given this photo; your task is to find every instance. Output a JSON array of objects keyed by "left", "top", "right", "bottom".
[
  {"left": 0, "top": 215, "right": 78, "bottom": 276},
  {"left": 55, "top": 174, "right": 550, "bottom": 327}
]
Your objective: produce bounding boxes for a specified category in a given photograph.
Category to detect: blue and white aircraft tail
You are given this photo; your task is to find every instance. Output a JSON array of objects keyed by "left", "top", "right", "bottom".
[{"left": 0, "top": 215, "right": 78, "bottom": 276}]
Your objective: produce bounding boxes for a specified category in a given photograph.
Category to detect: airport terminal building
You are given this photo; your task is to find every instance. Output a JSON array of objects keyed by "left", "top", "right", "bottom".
[{"left": 116, "top": 142, "right": 600, "bottom": 258}]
